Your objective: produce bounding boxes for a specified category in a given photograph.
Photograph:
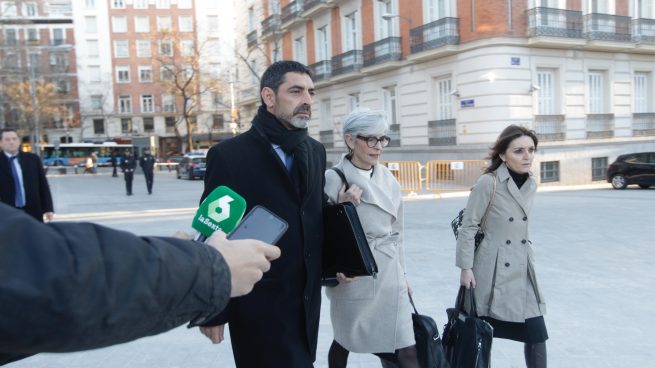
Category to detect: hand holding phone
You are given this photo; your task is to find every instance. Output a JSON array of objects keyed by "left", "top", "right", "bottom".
[{"left": 227, "top": 205, "right": 288, "bottom": 245}]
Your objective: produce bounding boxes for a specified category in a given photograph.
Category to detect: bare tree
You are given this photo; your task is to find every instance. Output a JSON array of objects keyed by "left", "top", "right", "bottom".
[{"left": 1, "top": 80, "right": 67, "bottom": 137}]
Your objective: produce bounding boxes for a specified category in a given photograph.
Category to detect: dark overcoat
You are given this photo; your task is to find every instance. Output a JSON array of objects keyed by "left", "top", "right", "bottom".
[
  {"left": 0, "top": 151, "right": 53, "bottom": 221},
  {"left": 200, "top": 125, "right": 326, "bottom": 368}
]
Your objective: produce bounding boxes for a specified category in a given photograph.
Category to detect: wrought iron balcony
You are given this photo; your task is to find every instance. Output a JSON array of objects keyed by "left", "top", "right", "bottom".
[
  {"left": 309, "top": 60, "right": 331, "bottom": 81},
  {"left": 319, "top": 129, "right": 334, "bottom": 148},
  {"left": 632, "top": 112, "right": 655, "bottom": 136},
  {"left": 331, "top": 50, "right": 363, "bottom": 77},
  {"left": 410, "top": 17, "right": 459, "bottom": 54},
  {"left": 246, "top": 30, "right": 258, "bottom": 49},
  {"left": 527, "top": 7, "right": 583, "bottom": 38},
  {"left": 363, "top": 37, "right": 401, "bottom": 68},
  {"left": 303, "top": 0, "right": 327, "bottom": 13},
  {"left": 585, "top": 113, "right": 614, "bottom": 139},
  {"left": 261, "top": 14, "right": 281, "bottom": 38},
  {"left": 428, "top": 119, "right": 456, "bottom": 146},
  {"left": 281, "top": 1, "right": 303, "bottom": 26},
  {"left": 584, "top": 13, "right": 631, "bottom": 42},
  {"left": 534, "top": 115, "right": 566, "bottom": 141},
  {"left": 632, "top": 18, "right": 655, "bottom": 44}
]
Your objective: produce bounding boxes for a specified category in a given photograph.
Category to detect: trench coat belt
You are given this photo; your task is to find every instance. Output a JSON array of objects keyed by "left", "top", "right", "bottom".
[{"left": 366, "top": 232, "right": 400, "bottom": 258}]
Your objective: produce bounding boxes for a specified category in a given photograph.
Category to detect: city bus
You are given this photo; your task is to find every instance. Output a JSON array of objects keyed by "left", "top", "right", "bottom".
[{"left": 42, "top": 142, "right": 133, "bottom": 166}]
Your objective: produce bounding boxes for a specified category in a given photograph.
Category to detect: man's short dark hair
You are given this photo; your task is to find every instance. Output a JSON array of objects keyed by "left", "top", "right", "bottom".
[
  {"left": 260, "top": 60, "right": 313, "bottom": 105},
  {"left": 1, "top": 128, "right": 18, "bottom": 139}
]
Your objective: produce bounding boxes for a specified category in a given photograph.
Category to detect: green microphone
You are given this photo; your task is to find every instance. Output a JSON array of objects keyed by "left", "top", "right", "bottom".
[{"left": 192, "top": 186, "right": 247, "bottom": 242}]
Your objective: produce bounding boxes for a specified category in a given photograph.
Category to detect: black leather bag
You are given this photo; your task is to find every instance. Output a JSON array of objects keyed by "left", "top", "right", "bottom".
[
  {"left": 450, "top": 173, "right": 497, "bottom": 250},
  {"left": 442, "top": 287, "right": 493, "bottom": 368},
  {"left": 322, "top": 168, "right": 378, "bottom": 285},
  {"left": 409, "top": 294, "right": 450, "bottom": 368}
]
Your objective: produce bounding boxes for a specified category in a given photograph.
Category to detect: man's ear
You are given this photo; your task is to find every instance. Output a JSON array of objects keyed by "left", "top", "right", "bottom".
[{"left": 261, "top": 87, "right": 275, "bottom": 108}]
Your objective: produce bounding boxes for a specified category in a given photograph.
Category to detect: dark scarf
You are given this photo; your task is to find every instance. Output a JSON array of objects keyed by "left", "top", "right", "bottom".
[
  {"left": 251, "top": 105, "right": 310, "bottom": 198},
  {"left": 508, "top": 166, "right": 529, "bottom": 189}
]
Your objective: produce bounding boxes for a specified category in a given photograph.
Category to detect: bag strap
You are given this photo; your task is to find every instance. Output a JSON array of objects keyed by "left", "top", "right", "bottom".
[
  {"left": 455, "top": 286, "right": 479, "bottom": 317},
  {"left": 330, "top": 167, "right": 350, "bottom": 191},
  {"left": 478, "top": 172, "right": 497, "bottom": 231},
  {"left": 408, "top": 293, "right": 419, "bottom": 315}
]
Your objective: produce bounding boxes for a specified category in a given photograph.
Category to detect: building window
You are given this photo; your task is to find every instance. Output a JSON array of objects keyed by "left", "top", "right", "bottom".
[
  {"left": 316, "top": 25, "right": 330, "bottom": 61},
  {"left": 119, "top": 96, "right": 132, "bottom": 114},
  {"left": 248, "top": 6, "right": 256, "bottom": 32},
  {"left": 112, "top": 0, "right": 125, "bottom": 9},
  {"left": 136, "top": 40, "right": 151, "bottom": 57},
  {"left": 116, "top": 66, "right": 130, "bottom": 83},
  {"left": 178, "top": 0, "right": 192, "bottom": 8},
  {"left": 588, "top": 70, "right": 605, "bottom": 113},
  {"left": 3, "top": 29, "right": 17, "bottom": 45},
  {"left": 540, "top": 161, "right": 560, "bottom": 183},
  {"left": 134, "top": 0, "right": 148, "bottom": 9},
  {"left": 87, "top": 39, "right": 99, "bottom": 57},
  {"left": 55, "top": 79, "right": 71, "bottom": 94},
  {"left": 435, "top": 76, "right": 452, "bottom": 120},
  {"left": 143, "top": 117, "right": 154, "bottom": 132},
  {"left": 165, "top": 116, "right": 176, "bottom": 133},
  {"left": 157, "top": 16, "right": 172, "bottom": 31},
  {"left": 207, "top": 15, "right": 219, "bottom": 34},
  {"left": 1, "top": 2, "right": 17, "bottom": 16},
  {"left": 634, "top": 72, "right": 651, "bottom": 113},
  {"left": 85, "top": 0, "right": 95, "bottom": 9},
  {"left": 88, "top": 66, "right": 101, "bottom": 83},
  {"left": 162, "top": 94, "right": 175, "bottom": 112},
  {"left": 377, "top": 0, "right": 394, "bottom": 39},
  {"left": 268, "top": 0, "right": 280, "bottom": 14},
  {"left": 135, "top": 16, "right": 150, "bottom": 32},
  {"left": 26, "top": 28, "right": 39, "bottom": 45},
  {"left": 591, "top": 157, "right": 608, "bottom": 181},
  {"left": 112, "top": 16, "right": 127, "bottom": 33},
  {"left": 348, "top": 93, "right": 360, "bottom": 112},
  {"left": 181, "top": 40, "right": 194, "bottom": 56},
  {"left": 179, "top": 16, "right": 193, "bottom": 32},
  {"left": 344, "top": 11, "right": 359, "bottom": 51},
  {"left": 537, "top": 68, "right": 557, "bottom": 114},
  {"left": 320, "top": 98, "right": 332, "bottom": 131},
  {"left": 426, "top": 0, "right": 448, "bottom": 21},
  {"left": 141, "top": 94, "right": 154, "bottom": 113},
  {"left": 294, "top": 36, "right": 306, "bottom": 65},
  {"left": 159, "top": 40, "right": 173, "bottom": 56},
  {"left": 24, "top": 2, "right": 37, "bottom": 16},
  {"left": 114, "top": 40, "right": 129, "bottom": 57},
  {"left": 52, "top": 28, "right": 65, "bottom": 45},
  {"left": 212, "top": 114, "right": 224, "bottom": 129},
  {"left": 27, "top": 53, "right": 39, "bottom": 71},
  {"left": 160, "top": 66, "right": 174, "bottom": 81},
  {"left": 91, "top": 95, "right": 103, "bottom": 110},
  {"left": 85, "top": 16, "right": 97, "bottom": 33},
  {"left": 93, "top": 119, "right": 104, "bottom": 134},
  {"left": 383, "top": 85, "right": 398, "bottom": 125},
  {"left": 121, "top": 118, "right": 132, "bottom": 133},
  {"left": 156, "top": 0, "right": 170, "bottom": 9},
  {"left": 138, "top": 65, "right": 152, "bottom": 82}
]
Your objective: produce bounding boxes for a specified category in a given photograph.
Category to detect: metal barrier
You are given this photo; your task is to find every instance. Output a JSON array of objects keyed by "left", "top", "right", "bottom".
[
  {"left": 382, "top": 161, "right": 423, "bottom": 193},
  {"left": 156, "top": 162, "right": 179, "bottom": 171},
  {"left": 424, "top": 160, "right": 488, "bottom": 194}
]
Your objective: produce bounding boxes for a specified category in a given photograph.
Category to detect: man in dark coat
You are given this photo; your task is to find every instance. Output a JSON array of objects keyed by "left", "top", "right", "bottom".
[
  {"left": 110, "top": 150, "right": 118, "bottom": 177},
  {"left": 0, "top": 202, "right": 280, "bottom": 365},
  {"left": 121, "top": 149, "right": 137, "bottom": 195},
  {"left": 198, "top": 61, "right": 326, "bottom": 367},
  {"left": 0, "top": 128, "right": 54, "bottom": 222},
  {"left": 139, "top": 148, "right": 156, "bottom": 194}
]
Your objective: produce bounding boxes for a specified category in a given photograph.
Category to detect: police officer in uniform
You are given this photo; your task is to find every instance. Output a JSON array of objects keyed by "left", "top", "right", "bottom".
[
  {"left": 121, "top": 150, "right": 136, "bottom": 196},
  {"left": 139, "top": 148, "right": 156, "bottom": 195}
]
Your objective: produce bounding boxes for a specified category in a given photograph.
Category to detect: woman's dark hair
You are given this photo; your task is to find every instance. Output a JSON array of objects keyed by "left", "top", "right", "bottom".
[
  {"left": 259, "top": 60, "right": 313, "bottom": 105},
  {"left": 485, "top": 125, "right": 538, "bottom": 173}
]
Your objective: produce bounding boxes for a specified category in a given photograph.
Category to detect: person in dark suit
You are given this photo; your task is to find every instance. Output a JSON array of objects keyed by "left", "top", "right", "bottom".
[
  {"left": 139, "top": 148, "right": 156, "bottom": 194},
  {"left": 110, "top": 150, "right": 118, "bottom": 177},
  {"left": 121, "top": 150, "right": 137, "bottom": 195},
  {"left": 198, "top": 61, "right": 326, "bottom": 368},
  {"left": 0, "top": 128, "right": 54, "bottom": 222}
]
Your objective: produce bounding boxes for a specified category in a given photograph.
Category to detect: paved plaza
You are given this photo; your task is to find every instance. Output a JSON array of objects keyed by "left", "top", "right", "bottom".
[{"left": 7, "top": 169, "right": 653, "bottom": 368}]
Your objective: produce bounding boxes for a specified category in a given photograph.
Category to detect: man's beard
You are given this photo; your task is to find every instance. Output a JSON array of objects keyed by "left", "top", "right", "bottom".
[{"left": 278, "top": 104, "right": 311, "bottom": 129}]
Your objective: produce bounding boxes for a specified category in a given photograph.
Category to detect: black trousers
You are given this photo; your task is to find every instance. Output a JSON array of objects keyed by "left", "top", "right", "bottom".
[
  {"left": 124, "top": 172, "right": 134, "bottom": 195},
  {"left": 143, "top": 170, "right": 154, "bottom": 193}
]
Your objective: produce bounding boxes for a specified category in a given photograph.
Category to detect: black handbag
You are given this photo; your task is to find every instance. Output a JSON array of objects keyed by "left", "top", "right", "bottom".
[
  {"left": 322, "top": 168, "right": 378, "bottom": 285},
  {"left": 442, "top": 287, "right": 493, "bottom": 368},
  {"left": 409, "top": 294, "right": 450, "bottom": 368},
  {"left": 450, "top": 173, "right": 497, "bottom": 250}
]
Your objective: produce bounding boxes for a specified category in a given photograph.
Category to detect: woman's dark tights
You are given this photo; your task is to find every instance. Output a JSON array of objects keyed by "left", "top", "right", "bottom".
[
  {"left": 524, "top": 342, "right": 547, "bottom": 368},
  {"left": 328, "top": 340, "right": 419, "bottom": 368}
]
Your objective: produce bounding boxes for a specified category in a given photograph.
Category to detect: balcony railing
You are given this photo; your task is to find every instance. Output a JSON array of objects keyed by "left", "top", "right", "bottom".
[
  {"left": 50, "top": 64, "right": 69, "bottom": 73},
  {"left": 632, "top": 18, "right": 655, "bottom": 44},
  {"left": 303, "top": 0, "right": 326, "bottom": 12},
  {"left": 410, "top": 17, "right": 459, "bottom": 54},
  {"left": 309, "top": 60, "right": 331, "bottom": 81},
  {"left": 534, "top": 115, "right": 566, "bottom": 141},
  {"left": 527, "top": 7, "right": 583, "bottom": 38},
  {"left": 246, "top": 30, "right": 258, "bottom": 49},
  {"left": 584, "top": 13, "right": 631, "bottom": 42},
  {"left": 428, "top": 119, "right": 456, "bottom": 146},
  {"left": 331, "top": 50, "right": 362, "bottom": 76},
  {"left": 632, "top": 112, "right": 655, "bottom": 136},
  {"left": 281, "top": 1, "right": 303, "bottom": 25},
  {"left": 586, "top": 113, "right": 614, "bottom": 138},
  {"left": 363, "top": 37, "right": 402, "bottom": 68},
  {"left": 387, "top": 124, "right": 401, "bottom": 147},
  {"left": 51, "top": 39, "right": 66, "bottom": 46},
  {"left": 319, "top": 129, "right": 334, "bottom": 148},
  {"left": 261, "top": 14, "right": 281, "bottom": 38}
]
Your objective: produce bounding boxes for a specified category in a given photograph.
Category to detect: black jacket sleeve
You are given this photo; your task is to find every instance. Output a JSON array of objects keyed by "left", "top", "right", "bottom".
[{"left": 0, "top": 203, "right": 231, "bottom": 354}]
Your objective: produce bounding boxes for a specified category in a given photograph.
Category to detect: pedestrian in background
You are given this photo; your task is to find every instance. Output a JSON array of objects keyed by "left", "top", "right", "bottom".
[
  {"left": 324, "top": 109, "right": 418, "bottom": 368},
  {"left": 83, "top": 153, "right": 96, "bottom": 174},
  {"left": 0, "top": 128, "right": 54, "bottom": 222},
  {"left": 139, "top": 148, "right": 156, "bottom": 195},
  {"left": 457, "top": 125, "right": 547, "bottom": 368},
  {"left": 121, "top": 150, "right": 136, "bottom": 196},
  {"left": 110, "top": 150, "right": 118, "bottom": 177}
]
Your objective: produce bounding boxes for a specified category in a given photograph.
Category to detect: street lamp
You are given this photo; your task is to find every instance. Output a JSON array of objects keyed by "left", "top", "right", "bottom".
[{"left": 381, "top": 13, "right": 413, "bottom": 25}]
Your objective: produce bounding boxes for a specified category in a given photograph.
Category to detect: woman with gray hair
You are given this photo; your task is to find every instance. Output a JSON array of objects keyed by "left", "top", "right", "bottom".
[{"left": 324, "top": 108, "right": 418, "bottom": 368}]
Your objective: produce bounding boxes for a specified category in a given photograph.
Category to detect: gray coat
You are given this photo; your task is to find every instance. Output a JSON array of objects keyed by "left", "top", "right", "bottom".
[
  {"left": 456, "top": 163, "right": 546, "bottom": 322},
  {"left": 324, "top": 158, "right": 415, "bottom": 353}
]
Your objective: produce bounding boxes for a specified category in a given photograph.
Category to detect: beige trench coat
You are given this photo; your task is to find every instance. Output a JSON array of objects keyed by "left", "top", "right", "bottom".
[
  {"left": 456, "top": 163, "right": 546, "bottom": 322},
  {"left": 324, "top": 158, "right": 415, "bottom": 353}
]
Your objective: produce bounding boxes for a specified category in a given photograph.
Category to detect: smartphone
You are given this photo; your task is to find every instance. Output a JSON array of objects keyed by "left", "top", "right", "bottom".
[{"left": 227, "top": 205, "right": 288, "bottom": 245}]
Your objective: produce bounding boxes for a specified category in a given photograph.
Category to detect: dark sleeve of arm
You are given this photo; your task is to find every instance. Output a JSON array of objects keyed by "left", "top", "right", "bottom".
[
  {"left": 0, "top": 203, "right": 231, "bottom": 354},
  {"left": 37, "top": 159, "right": 54, "bottom": 212}
]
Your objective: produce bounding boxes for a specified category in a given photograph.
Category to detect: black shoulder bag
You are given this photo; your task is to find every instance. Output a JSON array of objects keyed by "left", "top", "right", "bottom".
[{"left": 450, "top": 172, "right": 497, "bottom": 250}]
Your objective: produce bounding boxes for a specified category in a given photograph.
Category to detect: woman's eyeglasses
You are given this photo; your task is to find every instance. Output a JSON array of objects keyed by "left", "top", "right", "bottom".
[{"left": 356, "top": 135, "right": 391, "bottom": 148}]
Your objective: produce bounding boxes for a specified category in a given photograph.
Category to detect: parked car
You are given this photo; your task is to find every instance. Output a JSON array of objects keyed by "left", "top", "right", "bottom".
[
  {"left": 177, "top": 155, "right": 207, "bottom": 180},
  {"left": 607, "top": 152, "right": 655, "bottom": 189}
]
